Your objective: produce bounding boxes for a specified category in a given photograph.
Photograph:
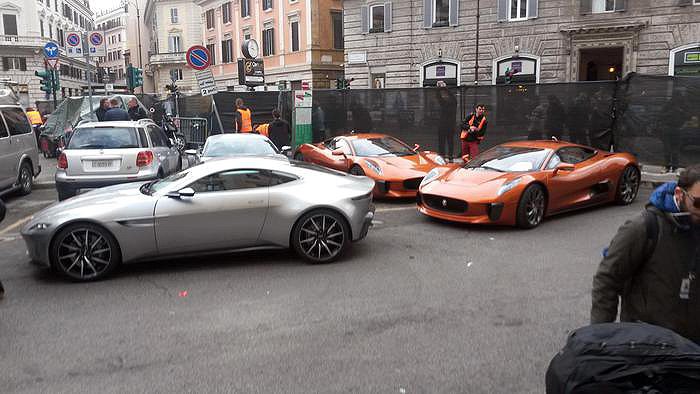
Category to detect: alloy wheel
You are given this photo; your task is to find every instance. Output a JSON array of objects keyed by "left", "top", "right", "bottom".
[
  {"left": 56, "top": 228, "right": 113, "bottom": 280},
  {"left": 298, "top": 214, "right": 345, "bottom": 261},
  {"left": 619, "top": 167, "right": 640, "bottom": 204},
  {"left": 525, "top": 188, "right": 545, "bottom": 226}
]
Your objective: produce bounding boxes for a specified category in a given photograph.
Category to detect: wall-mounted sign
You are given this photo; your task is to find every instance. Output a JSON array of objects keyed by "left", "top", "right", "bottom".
[
  {"left": 237, "top": 58, "right": 265, "bottom": 86},
  {"left": 348, "top": 51, "right": 367, "bottom": 64}
]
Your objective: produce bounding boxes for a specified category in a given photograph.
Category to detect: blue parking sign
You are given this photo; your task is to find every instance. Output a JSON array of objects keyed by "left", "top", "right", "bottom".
[{"left": 43, "top": 42, "right": 59, "bottom": 58}]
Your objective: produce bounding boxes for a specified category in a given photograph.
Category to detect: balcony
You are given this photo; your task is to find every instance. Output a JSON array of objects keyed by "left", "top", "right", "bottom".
[
  {"left": 149, "top": 52, "right": 187, "bottom": 65},
  {"left": 0, "top": 35, "right": 47, "bottom": 48}
]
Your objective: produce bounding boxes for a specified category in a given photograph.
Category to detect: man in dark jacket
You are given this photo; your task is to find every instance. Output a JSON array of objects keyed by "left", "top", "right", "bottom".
[
  {"left": 460, "top": 104, "right": 487, "bottom": 160},
  {"left": 96, "top": 98, "right": 110, "bottom": 121},
  {"left": 591, "top": 164, "right": 700, "bottom": 343},
  {"left": 127, "top": 98, "right": 148, "bottom": 121},
  {"left": 436, "top": 85, "right": 457, "bottom": 161},
  {"left": 103, "top": 98, "right": 130, "bottom": 121},
  {"left": 267, "top": 109, "right": 291, "bottom": 151}
]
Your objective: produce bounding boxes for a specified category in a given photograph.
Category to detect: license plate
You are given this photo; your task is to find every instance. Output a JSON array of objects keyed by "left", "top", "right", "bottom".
[{"left": 91, "top": 160, "right": 113, "bottom": 168}]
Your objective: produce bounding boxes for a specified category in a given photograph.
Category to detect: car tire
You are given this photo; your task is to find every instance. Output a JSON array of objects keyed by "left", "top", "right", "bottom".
[
  {"left": 615, "top": 165, "right": 640, "bottom": 205},
  {"left": 292, "top": 209, "right": 350, "bottom": 264},
  {"left": 516, "top": 184, "right": 547, "bottom": 229},
  {"left": 17, "top": 162, "right": 33, "bottom": 196},
  {"left": 50, "top": 223, "right": 121, "bottom": 282},
  {"left": 349, "top": 165, "right": 365, "bottom": 176}
]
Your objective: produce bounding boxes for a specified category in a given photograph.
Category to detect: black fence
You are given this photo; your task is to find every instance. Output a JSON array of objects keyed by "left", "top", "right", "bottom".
[{"left": 141, "top": 73, "right": 699, "bottom": 168}]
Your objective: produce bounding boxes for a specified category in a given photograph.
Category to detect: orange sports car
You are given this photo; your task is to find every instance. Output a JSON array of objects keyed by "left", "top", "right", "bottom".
[
  {"left": 417, "top": 140, "right": 641, "bottom": 228},
  {"left": 294, "top": 133, "right": 450, "bottom": 198}
]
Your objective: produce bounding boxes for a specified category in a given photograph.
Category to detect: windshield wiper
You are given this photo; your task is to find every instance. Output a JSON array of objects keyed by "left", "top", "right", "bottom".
[
  {"left": 377, "top": 152, "right": 397, "bottom": 156},
  {"left": 480, "top": 165, "right": 505, "bottom": 172},
  {"left": 79, "top": 144, "right": 105, "bottom": 149}
]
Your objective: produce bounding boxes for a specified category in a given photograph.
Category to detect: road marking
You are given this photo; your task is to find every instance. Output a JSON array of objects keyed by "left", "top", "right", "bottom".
[
  {"left": 0, "top": 215, "right": 33, "bottom": 236},
  {"left": 375, "top": 206, "right": 416, "bottom": 213}
]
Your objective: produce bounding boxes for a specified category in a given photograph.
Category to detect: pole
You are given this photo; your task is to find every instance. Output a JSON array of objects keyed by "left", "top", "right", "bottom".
[
  {"left": 84, "top": 33, "right": 93, "bottom": 113},
  {"left": 136, "top": 2, "right": 143, "bottom": 93},
  {"left": 212, "top": 99, "right": 224, "bottom": 134},
  {"left": 474, "top": 0, "right": 480, "bottom": 108},
  {"left": 51, "top": 68, "right": 58, "bottom": 110}
]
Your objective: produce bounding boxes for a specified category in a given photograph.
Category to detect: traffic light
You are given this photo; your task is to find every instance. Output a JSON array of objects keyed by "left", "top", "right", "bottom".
[
  {"left": 165, "top": 83, "right": 179, "bottom": 94},
  {"left": 132, "top": 67, "right": 143, "bottom": 88},
  {"left": 36, "top": 70, "right": 53, "bottom": 93}
]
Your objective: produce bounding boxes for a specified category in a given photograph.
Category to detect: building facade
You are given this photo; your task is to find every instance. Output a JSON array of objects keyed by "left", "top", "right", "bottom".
[
  {"left": 95, "top": 5, "right": 128, "bottom": 90},
  {"left": 0, "top": 0, "right": 95, "bottom": 106},
  {"left": 144, "top": 0, "right": 203, "bottom": 94},
  {"left": 343, "top": 0, "right": 700, "bottom": 88},
  {"left": 195, "top": 0, "right": 344, "bottom": 91}
]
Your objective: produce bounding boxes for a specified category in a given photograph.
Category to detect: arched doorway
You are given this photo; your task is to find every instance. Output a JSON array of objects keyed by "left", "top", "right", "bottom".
[
  {"left": 669, "top": 44, "right": 700, "bottom": 77},
  {"left": 421, "top": 59, "right": 460, "bottom": 87}
]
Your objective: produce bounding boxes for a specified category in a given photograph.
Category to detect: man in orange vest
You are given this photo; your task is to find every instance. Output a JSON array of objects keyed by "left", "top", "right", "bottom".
[
  {"left": 460, "top": 104, "right": 488, "bottom": 161},
  {"left": 234, "top": 98, "right": 253, "bottom": 133},
  {"left": 26, "top": 107, "right": 43, "bottom": 145}
]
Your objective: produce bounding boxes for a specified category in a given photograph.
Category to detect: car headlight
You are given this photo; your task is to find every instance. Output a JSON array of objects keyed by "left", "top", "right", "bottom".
[
  {"left": 433, "top": 155, "right": 446, "bottom": 165},
  {"left": 28, "top": 223, "right": 51, "bottom": 231},
  {"left": 421, "top": 168, "right": 441, "bottom": 187},
  {"left": 364, "top": 159, "right": 382, "bottom": 175},
  {"left": 497, "top": 178, "right": 522, "bottom": 196}
]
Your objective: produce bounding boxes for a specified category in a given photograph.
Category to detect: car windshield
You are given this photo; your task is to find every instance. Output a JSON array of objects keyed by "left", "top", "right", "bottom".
[
  {"left": 202, "top": 137, "right": 278, "bottom": 157},
  {"left": 351, "top": 137, "right": 415, "bottom": 157},
  {"left": 144, "top": 170, "right": 191, "bottom": 195},
  {"left": 465, "top": 146, "right": 550, "bottom": 172},
  {"left": 68, "top": 127, "right": 141, "bottom": 149}
]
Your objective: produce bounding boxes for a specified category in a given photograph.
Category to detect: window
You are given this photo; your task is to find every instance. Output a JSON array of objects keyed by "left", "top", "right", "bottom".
[
  {"left": 370, "top": 5, "right": 384, "bottom": 33},
  {"left": 269, "top": 171, "right": 298, "bottom": 186},
  {"left": 48, "top": 23, "right": 52, "bottom": 39},
  {"left": 510, "top": 0, "right": 528, "bottom": 20},
  {"left": 263, "top": 26, "right": 275, "bottom": 56},
  {"left": 189, "top": 170, "right": 270, "bottom": 193},
  {"left": 148, "top": 126, "right": 169, "bottom": 147},
  {"left": 222, "top": 2, "right": 231, "bottom": 23},
  {"left": 40, "top": 22, "right": 44, "bottom": 37},
  {"left": 206, "top": 43, "right": 216, "bottom": 65},
  {"left": 556, "top": 147, "right": 596, "bottom": 165},
  {"left": 206, "top": 9, "right": 215, "bottom": 29},
  {"left": 241, "top": 0, "right": 250, "bottom": 17},
  {"left": 221, "top": 38, "right": 233, "bottom": 62},
  {"left": 118, "top": 33, "right": 121, "bottom": 42},
  {"left": 592, "top": 0, "right": 615, "bottom": 13},
  {"left": 0, "top": 112, "right": 8, "bottom": 138},
  {"left": 2, "top": 14, "right": 18, "bottom": 35},
  {"left": 290, "top": 20, "right": 299, "bottom": 52},
  {"left": 2, "top": 57, "right": 27, "bottom": 71},
  {"left": 335, "top": 139, "right": 352, "bottom": 155},
  {"left": 168, "top": 35, "right": 181, "bottom": 52},
  {"left": 170, "top": 69, "right": 183, "bottom": 81},
  {"left": 434, "top": 0, "right": 450, "bottom": 26},
  {"left": 332, "top": 11, "right": 343, "bottom": 49},
  {"left": 170, "top": 8, "right": 179, "bottom": 23},
  {"left": 263, "top": 0, "right": 273, "bottom": 10},
  {"left": 3, "top": 108, "right": 32, "bottom": 136},
  {"left": 243, "top": 29, "right": 252, "bottom": 41}
]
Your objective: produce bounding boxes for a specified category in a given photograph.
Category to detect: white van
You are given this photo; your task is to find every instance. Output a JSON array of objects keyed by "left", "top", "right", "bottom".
[{"left": 0, "top": 90, "right": 41, "bottom": 196}]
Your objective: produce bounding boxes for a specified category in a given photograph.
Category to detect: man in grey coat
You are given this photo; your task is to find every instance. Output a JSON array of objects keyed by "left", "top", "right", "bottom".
[{"left": 591, "top": 164, "right": 700, "bottom": 343}]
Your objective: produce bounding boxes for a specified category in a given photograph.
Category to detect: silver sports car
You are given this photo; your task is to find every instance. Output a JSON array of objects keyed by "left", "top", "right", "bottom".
[{"left": 22, "top": 157, "right": 375, "bottom": 281}]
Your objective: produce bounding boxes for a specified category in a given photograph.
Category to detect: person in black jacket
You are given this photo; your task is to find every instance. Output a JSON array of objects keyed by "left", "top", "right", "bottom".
[
  {"left": 268, "top": 109, "right": 291, "bottom": 151},
  {"left": 127, "top": 98, "right": 148, "bottom": 121},
  {"left": 460, "top": 104, "right": 488, "bottom": 159},
  {"left": 96, "top": 98, "right": 110, "bottom": 121},
  {"left": 436, "top": 84, "right": 457, "bottom": 161},
  {"left": 103, "top": 99, "right": 130, "bottom": 121}
]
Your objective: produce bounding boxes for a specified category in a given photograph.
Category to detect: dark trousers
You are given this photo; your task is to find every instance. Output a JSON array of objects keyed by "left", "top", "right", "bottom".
[{"left": 438, "top": 130, "right": 455, "bottom": 159}]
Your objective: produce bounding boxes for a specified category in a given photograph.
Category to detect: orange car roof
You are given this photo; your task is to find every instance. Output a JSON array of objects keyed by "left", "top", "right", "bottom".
[{"left": 500, "top": 140, "right": 583, "bottom": 150}]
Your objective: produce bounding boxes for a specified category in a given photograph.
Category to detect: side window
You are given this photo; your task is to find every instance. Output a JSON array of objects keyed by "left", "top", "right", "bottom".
[
  {"left": 335, "top": 139, "right": 352, "bottom": 155},
  {"left": 324, "top": 138, "right": 336, "bottom": 150},
  {"left": 0, "top": 115, "right": 8, "bottom": 138},
  {"left": 189, "top": 169, "right": 270, "bottom": 193},
  {"left": 269, "top": 170, "right": 298, "bottom": 186},
  {"left": 3, "top": 108, "right": 32, "bottom": 136},
  {"left": 546, "top": 153, "right": 561, "bottom": 170},
  {"left": 148, "top": 126, "right": 166, "bottom": 147},
  {"left": 156, "top": 127, "right": 171, "bottom": 148},
  {"left": 138, "top": 128, "right": 149, "bottom": 147},
  {"left": 558, "top": 147, "right": 595, "bottom": 165}
]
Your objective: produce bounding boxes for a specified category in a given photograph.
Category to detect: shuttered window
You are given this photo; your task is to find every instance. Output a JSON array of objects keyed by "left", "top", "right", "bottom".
[
  {"left": 361, "top": 3, "right": 392, "bottom": 33},
  {"left": 423, "top": 0, "right": 459, "bottom": 28}
]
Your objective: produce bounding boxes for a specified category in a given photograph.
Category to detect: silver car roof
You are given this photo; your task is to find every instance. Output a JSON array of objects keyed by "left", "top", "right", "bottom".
[{"left": 76, "top": 120, "right": 155, "bottom": 129}]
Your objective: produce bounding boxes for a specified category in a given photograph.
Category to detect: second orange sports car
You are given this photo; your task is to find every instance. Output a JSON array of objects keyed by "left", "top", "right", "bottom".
[
  {"left": 294, "top": 133, "right": 450, "bottom": 198},
  {"left": 417, "top": 140, "right": 640, "bottom": 228}
]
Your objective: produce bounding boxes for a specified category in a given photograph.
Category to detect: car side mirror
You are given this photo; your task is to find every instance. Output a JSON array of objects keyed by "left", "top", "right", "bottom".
[
  {"left": 167, "top": 187, "right": 196, "bottom": 198},
  {"left": 553, "top": 163, "right": 575, "bottom": 175},
  {"left": 332, "top": 149, "right": 346, "bottom": 157},
  {"left": 281, "top": 145, "right": 291, "bottom": 153},
  {"left": 184, "top": 149, "right": 198, "bottom": 156}
]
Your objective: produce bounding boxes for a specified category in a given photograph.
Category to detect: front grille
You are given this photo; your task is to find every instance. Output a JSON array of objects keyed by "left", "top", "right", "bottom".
[
  {"left": 403, "top": 177, "right": 424, "bottom": 190},
  {"left": 422, "top": 194, "right": 468, "bottom": 214}
]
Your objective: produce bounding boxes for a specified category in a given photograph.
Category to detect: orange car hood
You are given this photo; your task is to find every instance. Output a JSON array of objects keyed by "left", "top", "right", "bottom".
[
  {"left": 374, "top": 154, "right": 433, "bottom": 170},
  {"left": 442, "top": 167, "right": 515, "bottom": 186}
]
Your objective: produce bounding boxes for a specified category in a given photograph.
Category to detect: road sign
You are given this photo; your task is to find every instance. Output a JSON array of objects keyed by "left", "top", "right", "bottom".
[
  {"left": 237, "top": 58, "right": 265, "bottom": 87},
  {"left": 194, "top": 69, "right": 219, "bottom": 96},
  {"left": 46, "top": 58, "right": 59, "bottom": 70},
  {"left": 294, "top": 90, "right": 313, "bottom": 108},
  {"left": 105, "top": 83, "right": 114, "bottom": 92},
  {"left": 186, "top": 45, "right": 211, "bottom": 71},
  {"left": 43, "top": 42, "right": 59, "bottom": 58},
  {"left": 301, "top": 81, "right": 309, "bottom": 90},
  {"left": 88, "top": 31, "right": 106, "bottom": 56},
  {"left": 65, "top": 31, "right": 83, "bottom": 58}
]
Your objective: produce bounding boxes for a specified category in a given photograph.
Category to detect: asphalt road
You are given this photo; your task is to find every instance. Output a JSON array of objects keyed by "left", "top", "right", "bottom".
[{"left": 0, "top": 186, "right": 652, "bottom": 393}]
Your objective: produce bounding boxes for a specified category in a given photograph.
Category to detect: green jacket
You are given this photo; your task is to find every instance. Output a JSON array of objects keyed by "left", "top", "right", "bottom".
[{"left": 591, "top": 206, "right": 700, "bottom": 342}]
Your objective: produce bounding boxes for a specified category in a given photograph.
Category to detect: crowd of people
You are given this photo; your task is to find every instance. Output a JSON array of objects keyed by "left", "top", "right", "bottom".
[{"left": 96, "top": 98, "right": 149, "bottom": 122}]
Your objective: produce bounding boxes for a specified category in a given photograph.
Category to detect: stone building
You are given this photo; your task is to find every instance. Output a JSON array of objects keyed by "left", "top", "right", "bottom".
[{"left": 343, "top": 0, "right": 700, "bottom": 88}]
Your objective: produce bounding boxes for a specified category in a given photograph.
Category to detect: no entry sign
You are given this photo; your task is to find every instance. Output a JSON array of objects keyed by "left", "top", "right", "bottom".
[{"left": 186, "top": 46, "right": 211, "bottom": 71}]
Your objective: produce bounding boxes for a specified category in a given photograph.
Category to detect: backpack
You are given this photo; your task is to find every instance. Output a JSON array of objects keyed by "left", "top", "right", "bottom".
[{"left": 545, "top": 322, "right": 700, "bottom": 393}]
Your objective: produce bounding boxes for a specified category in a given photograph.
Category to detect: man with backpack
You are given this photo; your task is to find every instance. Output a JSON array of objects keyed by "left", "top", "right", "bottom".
[{"left": 591, "top": 164, "right": 700, "bottom": 343}]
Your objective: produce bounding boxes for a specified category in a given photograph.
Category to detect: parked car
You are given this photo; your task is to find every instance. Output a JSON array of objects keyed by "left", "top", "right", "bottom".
[
  {"left": 55, "top": 119, "right": 182, "bottom": 201},
  {"left": 185, "top": 133, "right": 290, "bottom": 165},
  {"left": 417, "top": 140, "right": 640, "bottom": 228},
  {"left": 294, "top": 133, "right": 449, "bottom": 198},
  {"left": 23, "top": 157, "right": 376, "bottom": 281},
  {"left": 0, "top": 89, "right": 41, "bottom": 197}
]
